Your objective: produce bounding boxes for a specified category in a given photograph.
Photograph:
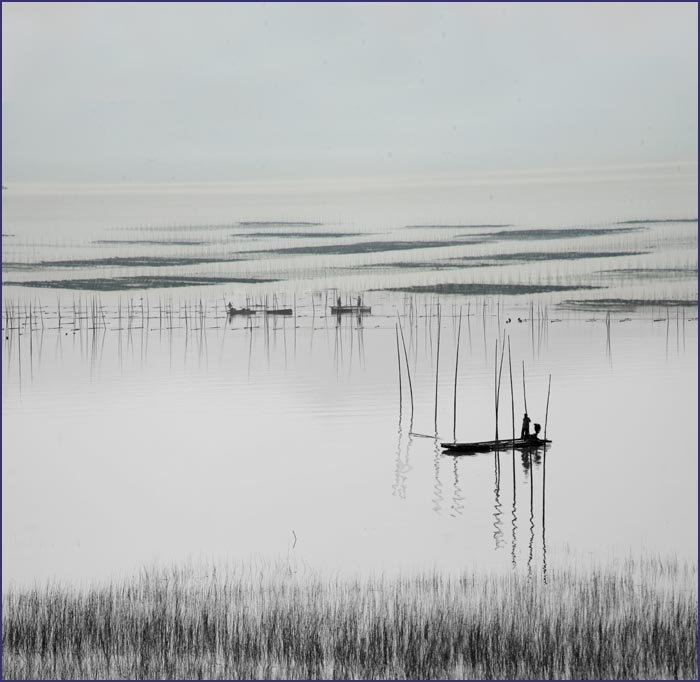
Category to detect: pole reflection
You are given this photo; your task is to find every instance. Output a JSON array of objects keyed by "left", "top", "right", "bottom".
[{"left": 493, "top": 451, "right": 504, "bottom": 549}]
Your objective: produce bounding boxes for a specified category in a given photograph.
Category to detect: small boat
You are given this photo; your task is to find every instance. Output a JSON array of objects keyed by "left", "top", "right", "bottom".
[
  {"left": 441, "top": 437, "right": 551, "bottom": 454},
  {"left": 264, "top": 308, "right": 293, "bottom": 316},
  {"left": 227, "top": 307, "right": 256, "bottom": 316},
  {"left": 330, "top": 305, "right": 372, "bottom": 314}
]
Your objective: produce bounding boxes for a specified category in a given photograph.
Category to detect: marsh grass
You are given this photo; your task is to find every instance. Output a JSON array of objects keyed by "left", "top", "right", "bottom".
[{"left": 3, "top": 558, "right": 696, "bottom": 680}]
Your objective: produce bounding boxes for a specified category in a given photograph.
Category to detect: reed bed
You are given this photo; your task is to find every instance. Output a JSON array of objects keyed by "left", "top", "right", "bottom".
[{"left": 3, "top": 557, "right": 696, "bottom": 680}]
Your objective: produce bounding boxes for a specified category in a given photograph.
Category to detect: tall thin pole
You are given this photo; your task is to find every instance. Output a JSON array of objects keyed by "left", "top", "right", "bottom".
[
  {"left": 395, "top": 324, "right": 403, "bottom": 406},
  {"left": 397, "top": 313, "right": 414, "bottom": 422},
  {"left": 544, "top": 374, "right": 552, "bottom": 440},
  {"left": 494, "top": 337, "right": 505, "bottom": 440},
  {"left": 434, "top": 302, "right": 441, "bottom": 433},
  {"left": 452, "top": 307, "right": 462, "bottom": 443},
  {"left": 522, "top": 360, "right": 528, "bottom": 415},
  {"left": 508, "top": 337, "right": 514, "bottom": 441}
]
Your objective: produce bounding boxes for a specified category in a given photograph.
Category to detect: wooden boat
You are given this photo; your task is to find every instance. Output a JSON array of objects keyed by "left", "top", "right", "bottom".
[
  {"left": 330, "top": 305, "right": 372, "bottom": 314},
  {"left": 441, "top": 437, "right": 551, "bottom": 454},
  {"left": 227, "top": 307, "right": 256, "bottom": 316},
  {"left": 264, "top": 308, "right": 293, "bottom": 316}
]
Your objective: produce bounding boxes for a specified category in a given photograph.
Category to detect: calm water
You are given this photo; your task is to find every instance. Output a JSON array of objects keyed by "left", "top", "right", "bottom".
[{"left": 2, "top": 173, "right": 697, "bottom": 588}]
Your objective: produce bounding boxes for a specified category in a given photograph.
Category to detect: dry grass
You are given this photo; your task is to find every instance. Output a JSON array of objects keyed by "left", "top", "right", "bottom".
[{"left": 2, "top": 556, "right": 696, "bottom": 679}]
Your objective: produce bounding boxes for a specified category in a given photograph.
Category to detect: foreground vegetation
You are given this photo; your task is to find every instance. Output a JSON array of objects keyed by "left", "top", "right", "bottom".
[{"left": 2, "top": 557, "right": 696, "bottom": 680}]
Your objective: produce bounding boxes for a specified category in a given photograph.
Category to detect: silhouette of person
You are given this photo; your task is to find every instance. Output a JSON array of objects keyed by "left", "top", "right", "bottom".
[
  {"left": 337, "top": 296, "right": 342, "bottom": 309},
  {"left": 521, "top": 413, "right": 531, "bottom": 439},
  {"left": 357, "top": 295, "right": 362, "bottom": 307},
  {"left": 531, "top": 423, "right": 541, "bottom": 441}
]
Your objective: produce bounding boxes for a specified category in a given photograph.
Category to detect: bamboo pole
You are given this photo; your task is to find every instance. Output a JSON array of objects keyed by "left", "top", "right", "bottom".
[
  {"left": 452, "top": 306, "right": 462, "bottom": 442},
  {"left": 508, "top": 337, "right": 514, "bottom": 441},
  {"left": 434, "top": 302, "right": 441, "bottom": 432},
  {"left": 395, "top": 324, "right": 402, "bottom": 406},
  {"left": 544, "top": 374, "right": 552, "bottom": 440},
  {"left": 522, "top": 360, "right": 528, "bottom": 415},
  {"left": 494, "top": 336, "right": 505, "bottom": 440},
  {"left": 397, "top": 313, "right": 414, "bottom": 421}
]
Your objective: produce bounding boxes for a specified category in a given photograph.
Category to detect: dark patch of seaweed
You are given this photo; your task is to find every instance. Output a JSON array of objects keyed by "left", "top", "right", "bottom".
[
  {"left": 369, "top": 250, "right": 646, "bottom": 271},
  {"left": 384, "top": 283, "right": 601, "bottom": 296},
  {"left": 405, "top": 223, "right": 512, "bottom": 229},
  {"left": 2, "top": 275, "right": 277, "bottom": 292},
  {"left": 238, "top": 221, "right": 323, "bottom": 227},
  {"left": 252, "top": 239, "right": 480, "bottom": 257},
  {"left": 230, "top": 231, "right": 360, "bottom": 238},
  {"left": 94, "top": 239, "right": 209, "bottom": 246},
  {"left": 560, "top": 297, "right": 698, "bottom": 311},
  {"left": 2, "top": 256, "right": 241, "bottom": 270},
  {"left": 465, "top": 227, "right": 643, "bottom": 241},
  {"left": 450, "top": 250, "right": 647, "bottom": 264},
  {"left": 118, "top": 224, "right": 236, "bottom": 232},
  {"left": 598, "top": 267, "right": 697, "bottom": 278},
  {"left": 615, "top": 218, "right": 697, "bottom": 225}
]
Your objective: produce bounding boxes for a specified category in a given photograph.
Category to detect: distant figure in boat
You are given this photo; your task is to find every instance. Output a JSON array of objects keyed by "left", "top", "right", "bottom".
[
  {"left": 530, "top": 423, "right": 541, "bottom": 441},
  {"left": 337, "top": 296, "right": 342, "bottom": 308},
  {"left": 227, "top": 302, "right": 233, "bottom": 313},
  {"left": 521, "top": 413, "right": 531, "bottom": 439},
  {"left": 357, "top": 295, "right": 362, "bottom": 307}
]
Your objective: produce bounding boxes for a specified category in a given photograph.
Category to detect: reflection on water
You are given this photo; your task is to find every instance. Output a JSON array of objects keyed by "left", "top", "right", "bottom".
[
  {"left": 432, "top": 437, "right": 443, "bottom": 516},
  {"left": 542, "top": 447, "right": 548, "bottom": 584},
  {"left": 492, "top": 452, "right": 504, "bottom": 550},
  {"left": 511, "top": 451, "right": 518, "bottom": 570},
  {"left": 2, "top": 288, "right": 697, "bottom": 587},
  {"left": 449, "top": 457, "right": 464, "bottom": 518}
]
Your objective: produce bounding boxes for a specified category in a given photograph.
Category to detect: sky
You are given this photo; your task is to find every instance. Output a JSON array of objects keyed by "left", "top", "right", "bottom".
[{"left": 2, "top": 2, "right": 698, "bottom": 183}]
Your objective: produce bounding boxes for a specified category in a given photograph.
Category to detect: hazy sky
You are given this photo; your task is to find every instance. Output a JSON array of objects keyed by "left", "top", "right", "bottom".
[{"left": 2, "top": 2, "right": 697, "bottom": 183}]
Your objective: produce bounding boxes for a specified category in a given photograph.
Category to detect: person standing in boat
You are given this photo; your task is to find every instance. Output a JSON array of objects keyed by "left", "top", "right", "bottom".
[
  {"left": 357, "top": 295, "right": 362, "bottom": 308},
  {"left": 520, "top": 413, "right": 531, "bottom": 439},
  {"left": 337, "top": 296, "right": 342, "bottom": 309}
]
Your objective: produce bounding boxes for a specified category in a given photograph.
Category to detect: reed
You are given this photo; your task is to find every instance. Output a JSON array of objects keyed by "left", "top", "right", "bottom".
[{"left": 2, "top": 557, "right": 696, "bottom": 680}]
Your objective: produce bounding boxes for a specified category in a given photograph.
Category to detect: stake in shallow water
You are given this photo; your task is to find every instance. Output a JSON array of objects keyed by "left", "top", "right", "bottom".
[
  {"left": 452, "top": 306, "right": 462, "bottom": 443},
  {"left": 396, "top": 312, "right": 414, "bottom": 423}
]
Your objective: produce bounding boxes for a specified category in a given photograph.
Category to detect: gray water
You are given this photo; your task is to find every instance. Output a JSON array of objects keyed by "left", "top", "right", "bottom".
[{"left": 2, "top": 173, "right": 697, "bottom": 588}]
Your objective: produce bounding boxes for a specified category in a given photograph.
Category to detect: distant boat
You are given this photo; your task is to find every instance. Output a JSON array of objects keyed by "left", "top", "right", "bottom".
[
  {"left": 441, "top": 437, "right": 551, "bottom": 454},
  {"left": 227, "top": 307, "right": 256, "bottom": 316},
  {"left": 330, "top": 305, "right": 372, "bottom": 314},
  {"left": 265, "top": 308, "right": 293, "bottom": 316}
]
